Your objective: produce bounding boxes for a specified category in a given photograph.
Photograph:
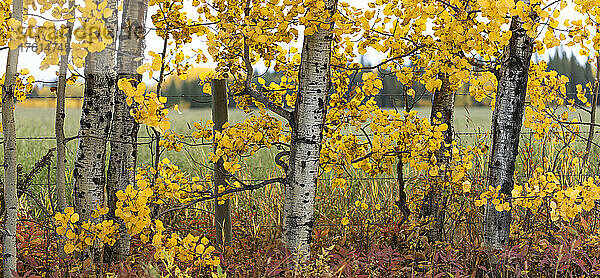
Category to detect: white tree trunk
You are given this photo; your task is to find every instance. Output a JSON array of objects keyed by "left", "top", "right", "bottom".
[
  {"left": 55, "top": 0, "right": 74, "bottom": 212},
  {"left": 105, "top": 0, "right": 147, "bottom": 261},
  {"left": 484, "top": 14, "right": 534, "bottom": 250},
  {"left": 283, "top": 0, "right": 337, "bottom": 257},
  {"left": 2, "top": 0, "right": 23, "bottom": 275},
  {"left": 73, "top": 0, "right": 118, "bottom": 226}
]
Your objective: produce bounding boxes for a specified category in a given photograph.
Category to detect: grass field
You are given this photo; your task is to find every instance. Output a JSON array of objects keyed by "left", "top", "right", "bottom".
[
  {"left": 6, "top": 105, "right": 495, "bottom": 172},
  {"left": 3, "top": 105, "right": 598, "bottom": 223},
  {"left": 6, "top": 105, "right": 598, "bottom": 183}
]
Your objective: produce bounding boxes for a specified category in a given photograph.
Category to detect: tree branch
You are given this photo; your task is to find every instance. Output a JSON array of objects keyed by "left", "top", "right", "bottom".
[
  {"left": 158, "top": 177, "right": 286, "bottom": 217},
  {"left": 332, "top": 45, "right": 424, "bottom": 71},
  {"left": 240, "top": 0, "right": 292, "bottom": 123},
  {"left": 241, "top": 87, "right": 293, "bottom": 122}
]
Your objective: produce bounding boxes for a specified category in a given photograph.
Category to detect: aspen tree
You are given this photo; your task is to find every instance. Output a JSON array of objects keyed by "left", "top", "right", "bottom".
[
  {"left": 72, "top": 0, "right": 118, "bottom": 260},
  {"left": 55, "top": 0, "right": 75, "bottom": 211},
  {"left": 280, "top": 0, "right": 338, "bottom": 258},
  {"left": 2, "top": 0, "right": 23, "bottom": 274},
  {"left": 484, "top": 0, "right": 536, "bottom": 249},
  {"left": 105, "top": 0, "right": 148, "bottom": 261},
  {"left": 422, "top": 73, "right": 453, "bottom": 242}
]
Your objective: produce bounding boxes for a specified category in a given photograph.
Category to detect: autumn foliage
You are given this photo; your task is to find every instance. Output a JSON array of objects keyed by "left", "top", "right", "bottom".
[{"left": 2, "top": 0, "right": 600, "bottom": 277}]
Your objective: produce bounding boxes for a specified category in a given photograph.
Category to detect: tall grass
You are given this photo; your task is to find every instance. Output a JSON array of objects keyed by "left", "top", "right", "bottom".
[{"left": 4, "top": 106, "right": 598, "bottom": 231}]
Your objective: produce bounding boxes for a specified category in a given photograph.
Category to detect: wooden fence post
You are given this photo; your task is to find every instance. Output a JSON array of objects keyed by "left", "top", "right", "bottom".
[{"left": 212, "top": 79, "right": 231, "bottom": 248}]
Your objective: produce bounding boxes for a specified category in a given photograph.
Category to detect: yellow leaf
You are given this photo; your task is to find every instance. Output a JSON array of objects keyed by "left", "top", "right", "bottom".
[
  {"left": 462, "top": 181, "right": 471, "bottom": 193},
  {"left": 70, "top": 213, "right": 79, "bottom": 223},
  {"left": 56, "top": 226, "right": 66, "bottom": 235},
  {"left": 137, "top": 64, "right": 151, "bottom": 75},
  {"left": 341, "top": 217, "right": 349, "bottom": 226},
  {"left": 256, "top": 35, "right": 268, "bottom": 43},
  {"left": 64, "top": 243, "right": 75, "bottom": 254},
  {"left": 158, "top": 121, "right": 171, "bottom": 132},
  {"left": 66, "top": 229, "right": 76, "bottom": 239}
]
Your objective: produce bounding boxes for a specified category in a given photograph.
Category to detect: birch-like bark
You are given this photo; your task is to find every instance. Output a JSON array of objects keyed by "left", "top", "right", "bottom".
[
  {"left": 283, "top": 0, "right": 337, "bottom": 257},
  {"left": 422, "top": 72, "right": 454, "bottom": 242},
  {"left": 2, "top": 0, "right": 23, "bottom": 274},
  {"left": 73, "top": 0, "right": 118, "bottom": 228},
  {"left": 105, "top": 0, "right": 147, "bottom": 262},
  {"left": 55, "top": 0, "right": 75, "bottom": 212},
  {"left": 484, "top": 13, "right": 535, "bottom": 250}
]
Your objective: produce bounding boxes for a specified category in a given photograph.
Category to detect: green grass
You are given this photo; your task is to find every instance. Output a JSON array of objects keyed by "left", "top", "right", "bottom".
[
  {"left": 3, "top": 105, "right": 598, "bottom": 223},
  {"left": 6, "top": 106, "right": 494, "bottom": 179},
  {"left": 2, "top": 107, "right": 282, "bottom": 211}
]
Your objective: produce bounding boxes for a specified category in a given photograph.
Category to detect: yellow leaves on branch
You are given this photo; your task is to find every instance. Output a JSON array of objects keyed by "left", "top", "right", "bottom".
[
  {"left": 116, "top": 161, "right": 219, "bottom": 266},
  {"left": 464, "top": 166, "right": 600, "bottom": 222},
  {"left": 0, "top": 0, "right": 11, "bottom": 46},
  {"left": 51, "top": 167, "right": 220, "bottom": 268},
  {"left": 322, "top": 93, "right": 453, "bottom": 178},
  {"left": 53, "top": 159, "right": 220, "bottom": 267},
  {"left": 512, "top": 170, "right": 600, "bottom": 222},
  {"left": 193, "top": 109, "right": 286, "bottom": 175},
  {"left": 4, "top": 0, "right": 115, "bottom": 69},
  {"left": 54, "top": 206, "right": 117, "bottom": 254},
  {"left": 523, "top": 62, "right": 578, "bottom": 141},
  {"left": 117, "top": 78, "right": 172, "bottom": 133},
  {"left": 0, "top": 69, "right": 35, "bottom": 132}
]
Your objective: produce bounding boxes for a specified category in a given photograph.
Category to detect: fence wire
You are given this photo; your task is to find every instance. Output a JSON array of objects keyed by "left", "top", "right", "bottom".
[{"left": 5, "top": 91, "right": 600, "bottom": 233}]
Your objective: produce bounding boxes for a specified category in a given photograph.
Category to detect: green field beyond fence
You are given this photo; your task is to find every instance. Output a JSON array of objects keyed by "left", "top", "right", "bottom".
[{"left": 4, "top": 105, "right": 597, "bottom": 216}]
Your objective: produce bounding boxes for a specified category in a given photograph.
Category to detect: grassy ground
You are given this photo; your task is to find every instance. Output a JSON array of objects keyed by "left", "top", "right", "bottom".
[
  {"left": 3, "top": 105, "right": 598, "bottom": 222},
  {"left": 6, "top": 104, "right": 600, "bottom": 278},
  {"left": 6, "top": 104, "right": 598, "bottom": 183},
  {"left": 6, "top": 105, "right": 495, "bottom": 174}
]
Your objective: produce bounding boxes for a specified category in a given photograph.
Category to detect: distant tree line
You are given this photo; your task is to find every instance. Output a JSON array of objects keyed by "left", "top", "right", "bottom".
[
  {"left": 138, "top": 50, "right": 599, "bottom": 109},
  {"left": 546, "top": 48, "right": 596, "bottom": 103}
]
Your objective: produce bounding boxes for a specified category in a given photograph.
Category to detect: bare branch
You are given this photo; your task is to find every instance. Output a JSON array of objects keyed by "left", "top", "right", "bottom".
[
  {"left": 332, "top": 45, "right": 425, "bottom": 71},
  {"left": 158, "top": 177, "right": 286, "bottom": 217},
  {"left": 241, "top": 87, "right": 293, "bottom": 122}
]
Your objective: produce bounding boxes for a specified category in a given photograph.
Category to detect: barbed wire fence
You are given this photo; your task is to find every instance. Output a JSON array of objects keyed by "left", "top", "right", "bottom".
[{"left": 2, "top": 89, "right": 600, "bottom": 233}]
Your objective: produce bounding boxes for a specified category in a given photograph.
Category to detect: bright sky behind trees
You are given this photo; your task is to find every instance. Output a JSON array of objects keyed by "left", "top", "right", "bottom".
[{"left": 0, "top": 0, "right": 592, "bottom": 85}]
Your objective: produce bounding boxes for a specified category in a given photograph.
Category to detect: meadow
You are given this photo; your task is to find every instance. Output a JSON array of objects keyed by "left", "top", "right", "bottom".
[
  {"left": 6, "top": 105, "right": 597, "bottom": 202},
  {"left": 8, "top": 105, "right": 494, "bottom": 168},
  {"left": 6, "top": 105, "right": 598, "bottom": 215},
  {"left": 4, "top": 105, "right": 497, "bottom": 232},
  {"left": 5, "top": 105, "right": 600, "bottom": 276}
]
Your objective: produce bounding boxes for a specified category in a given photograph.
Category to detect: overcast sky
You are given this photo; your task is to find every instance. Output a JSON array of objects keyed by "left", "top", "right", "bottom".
[{"left": 0, "top": 0, "right": 592, "bottom": 85}]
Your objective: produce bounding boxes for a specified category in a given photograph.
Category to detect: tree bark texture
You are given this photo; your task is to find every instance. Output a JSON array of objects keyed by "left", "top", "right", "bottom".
[
  {"left": 484, "top": 14, "right": 535, "bottom": 250},
  {"left": 2, "top": 0, "right": 23, "bottom": 275},
  {"left": 283, "top": 0, "right": 337, "bottom": 257},
  {"left": 422, "top": 72, "right": 454, "bottom": 242},
  {"left": 105, "top": 0, "right": 147, "bottom": 262},
  {"left": 55, "top": 0, "right": 74, "bottom": 212},
  {"left": 73, "top": 0, "right": 118, "bottom": 225}
]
